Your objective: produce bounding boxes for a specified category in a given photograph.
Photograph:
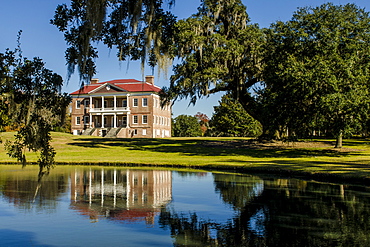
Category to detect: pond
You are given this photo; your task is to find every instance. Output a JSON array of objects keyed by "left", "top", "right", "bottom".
[{"left": 0, "top": 165, "right": 370, "bottom": 246}]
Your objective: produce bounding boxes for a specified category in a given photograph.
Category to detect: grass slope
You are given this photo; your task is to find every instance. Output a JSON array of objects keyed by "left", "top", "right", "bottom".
[{"left": 1, "top": 131, "right": 370, "bottom": 184}]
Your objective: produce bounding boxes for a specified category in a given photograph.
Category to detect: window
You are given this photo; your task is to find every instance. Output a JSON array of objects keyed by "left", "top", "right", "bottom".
[
  {"left": 142, "top": 115, "right": 148, "bottom": 124},
  {"left": 133, "top": 98, "right": 138, "bottom": 107},
  {"left": 76, "top": 116, "right": 81, "bottom": 125},
  {"left": 84, "top": 116, "right": 89, "bottom": 125},
  {"left": 122, "top": 116, "right": 127, "bottom": 127},
  {"left": 110, "top": 100, "right": 114, "bottom": 107},
  {"left": 142, "top": 98, "right": 148, "bottom": 107},
  {"left": 104, "top": 100, "right": 108, "bottom": 108},
  {"left": 76, "top": 100, "right": 81, "bottom": 109},
  {"left": 133, "top": 115, "right": 138, "bottom": 124},
  {"left": 84, "top": 100, "right": 90, "bottom": 108},
  {"left": 142, "top": 129, "right": 147, "bottom": 135},
  {"left": 122, "top": 99, "right": 127, "bottom": 107}
]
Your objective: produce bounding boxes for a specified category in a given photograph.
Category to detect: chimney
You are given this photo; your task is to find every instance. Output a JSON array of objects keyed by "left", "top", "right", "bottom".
[
  {"left": 90, "top": 78, "right": 99, "bottom": 84},
  {"left": 145, "top": 75, "right": 154, "bottom": 85}
]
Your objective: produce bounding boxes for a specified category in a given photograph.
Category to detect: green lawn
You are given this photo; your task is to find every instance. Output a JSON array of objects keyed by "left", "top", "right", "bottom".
[{"left": 1, "top": 131, "right": 370, "bottom": 184}]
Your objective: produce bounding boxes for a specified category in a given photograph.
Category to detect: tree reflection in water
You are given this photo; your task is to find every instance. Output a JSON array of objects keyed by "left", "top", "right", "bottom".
[
  {"left": 1, "top": 166, "right": 370, "bottom": 246},
  {"left": 159, "top": 174, "right": 370, "bottom": 247}
]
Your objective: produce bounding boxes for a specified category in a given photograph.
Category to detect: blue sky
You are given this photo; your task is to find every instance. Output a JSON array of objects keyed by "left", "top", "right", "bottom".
[{"left": 1, "top": 0, "right": 370, "bottom": 117}]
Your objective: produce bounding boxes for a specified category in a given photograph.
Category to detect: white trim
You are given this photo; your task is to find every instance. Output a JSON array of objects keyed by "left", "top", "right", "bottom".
[
  {"left": 142, "top": 115, "right": 148, "bottom": 124},
  {"left": 89, "top": 83, "right": 127, "bottom": 94},
  {"left": 133, "top": 115, "right": 138, "bottom": 124},
  {"left": 133, "top": 98, "right": 138, "bottom": 107},
  {"left": 84, "top": 99, "right": 90, "bottom": 109}
]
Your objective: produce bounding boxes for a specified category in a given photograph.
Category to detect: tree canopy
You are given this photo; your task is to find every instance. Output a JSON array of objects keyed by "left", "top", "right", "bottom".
[
  {"left": 161, "top": 0, "right": 265, "bottom": 124},
  {"left": 0, "top": 43, "right": 70, "bottom": 178},
  {"left": 172, "top": 114, "right": 202, "bottom": 137},
  {"left": 51, "top": 0, "right": 177, "bottom": 82},
  {"left": 51, "top": 1, "right": 370, "bottom": 146},
  {"left": 263, "top": 3, "right": 370, "bottom": 147},
  {"left": 209, "top": 94, "right": 262, "bottom": 137}
]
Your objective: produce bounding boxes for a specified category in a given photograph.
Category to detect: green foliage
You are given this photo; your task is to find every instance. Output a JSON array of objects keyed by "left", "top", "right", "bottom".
[
  {"left": 52, "top": 1, "right": 370, "bottom": 147},
  {"left": 209, "top": 94, "right": 262, "bottom": 137},
  {"left": 264, "top": 3, "right": 370, "bottom": 146},
  {"left": 161, "top": 0, "right": 265, "bottom": 125},
  {"left": 0, "top": 44, "right": 70, "bottom": 176},
  {"left": 51, "top": 0, "right": 177, "bottom": 81},
  {"left": 172, "top": 114, "right": 202, "bottom": 137}
]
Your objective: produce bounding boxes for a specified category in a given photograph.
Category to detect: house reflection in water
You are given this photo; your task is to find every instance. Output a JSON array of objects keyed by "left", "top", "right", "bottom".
[{"left": 70, "top": 169, "right": 172, "bottom": 224}]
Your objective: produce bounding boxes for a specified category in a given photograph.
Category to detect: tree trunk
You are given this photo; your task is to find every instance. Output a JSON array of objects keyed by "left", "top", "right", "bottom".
[{"left": 335, "top": 130, "right": 343, "bottom": 148}]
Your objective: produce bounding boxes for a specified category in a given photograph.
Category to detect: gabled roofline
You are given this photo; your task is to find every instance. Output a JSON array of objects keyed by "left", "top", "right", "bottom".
[{"left": 88, "top": 82, "right": 127, "bottom": 94}]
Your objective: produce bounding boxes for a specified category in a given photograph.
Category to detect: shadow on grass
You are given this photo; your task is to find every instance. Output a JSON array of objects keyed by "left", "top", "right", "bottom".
[{"left": 67, "top": 137, "right": 365, "bottom": 159}]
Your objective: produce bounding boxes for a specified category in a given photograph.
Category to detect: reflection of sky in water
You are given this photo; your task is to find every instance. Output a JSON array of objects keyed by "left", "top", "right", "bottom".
[
  {"left": 0, "top": 192, "right": 172, "bottom": 247},
  {"left": 253, "top": 182, "right": 264, "bottom": 197},
  {"left": 2, "top": 166, "right": 370, "bottom": 246},
  {"left": 171, "top": 172, "right": 237, "bottom": 223},
  {"left": 248, "top": 207, "right": 267, "bottom": 237}
]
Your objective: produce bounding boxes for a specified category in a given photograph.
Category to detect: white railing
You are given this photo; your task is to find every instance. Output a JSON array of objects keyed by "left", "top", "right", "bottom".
[{"left": 89, "top": 107, "right": 129, "bottom": 113}]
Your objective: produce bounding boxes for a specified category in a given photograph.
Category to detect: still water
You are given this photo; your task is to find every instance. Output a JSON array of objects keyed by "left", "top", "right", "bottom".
[{"left": 0, "top": 165, "right": 370, "bottom": 247}]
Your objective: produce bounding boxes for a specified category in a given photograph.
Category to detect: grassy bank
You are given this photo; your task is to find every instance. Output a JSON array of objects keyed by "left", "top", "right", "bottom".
[{"left": 1, "top": 131, "right": 370, "bottom": 184}]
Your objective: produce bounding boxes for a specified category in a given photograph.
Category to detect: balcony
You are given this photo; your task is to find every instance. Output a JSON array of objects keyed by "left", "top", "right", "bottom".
[{"left": 89, "top": 107, "right": 130, "bottom": 114}]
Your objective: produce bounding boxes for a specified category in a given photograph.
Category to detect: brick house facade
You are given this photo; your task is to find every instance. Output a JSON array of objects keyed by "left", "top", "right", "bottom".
[{"left": 70, "top": 76, "right": 171, "bottom": 138}]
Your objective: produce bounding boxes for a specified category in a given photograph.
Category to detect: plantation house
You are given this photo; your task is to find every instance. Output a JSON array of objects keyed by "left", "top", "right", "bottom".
[{"left": 70, "top": 76, "right": 171, "bottom": 138}]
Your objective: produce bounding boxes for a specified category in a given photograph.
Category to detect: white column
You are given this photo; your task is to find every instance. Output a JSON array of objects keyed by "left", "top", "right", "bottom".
[
  {"left": 113, "top": 169, "right": 117, "bottom": 208},
  {"left": 101, "top": 169, "right": 104, "bottom": 207},
  {"left": 102, "top": 114, "right": 105, "bottom": 128},
  {"left": 126, "top": 170, "right": 130, "bottom": 209},
  {"left": 101, "top": 96, "right": 105, "bottom": 110},
  {"left": 114, "top": 113, "right": 117, "bottom": 128},
  {"left": 89, "top": 169, "right": 92, "bottom": 205},
  {"left": 89, "top": 96, "right": 93, "bottom": 108},
  {"left": 89, "top": 113, "right": 92, "bottom": 128},
  {"left": 126, "top": 94, "right": 130, "bottom": 128},
  {"left": 114, "top": 95, "right": 117, "bottom": 110}
]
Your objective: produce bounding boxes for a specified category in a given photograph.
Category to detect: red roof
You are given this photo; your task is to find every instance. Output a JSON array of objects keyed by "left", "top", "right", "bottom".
[{"left": 70, "top": 79, "right": 161, "bottom": 95}]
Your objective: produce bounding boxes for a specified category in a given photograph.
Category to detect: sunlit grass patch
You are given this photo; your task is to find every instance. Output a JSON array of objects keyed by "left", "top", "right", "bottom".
[{"left": 2, "top": 132, "right": 370, "bottom": 183}]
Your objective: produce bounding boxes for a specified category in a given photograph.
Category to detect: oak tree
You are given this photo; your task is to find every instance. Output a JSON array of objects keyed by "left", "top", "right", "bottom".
[
  {"left": 51, "top": 0, "right": 177, "bottom": 82},
  {"left": 0, "top": 44, "right": 70, "bottom": 178},
  {"left": 264, "top": 3, "right": 370, "bottom": 147},
  {"left": 161, "top": 0, "right": 265, "bottom": 130}
]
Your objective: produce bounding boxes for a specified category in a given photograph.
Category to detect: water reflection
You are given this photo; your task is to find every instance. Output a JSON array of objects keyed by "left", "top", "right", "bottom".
[
  {"left": 159, "top": 175, "right": 370, "bottom": 246},
  {"left": 1, "top": 165, "right": 370, "bottom": 247},
  {"left": 0, "top": 167, "right": 68, "bottom": 211},
  {"left": 70, "top": 169, "right": 172, "bottom": 224}
]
